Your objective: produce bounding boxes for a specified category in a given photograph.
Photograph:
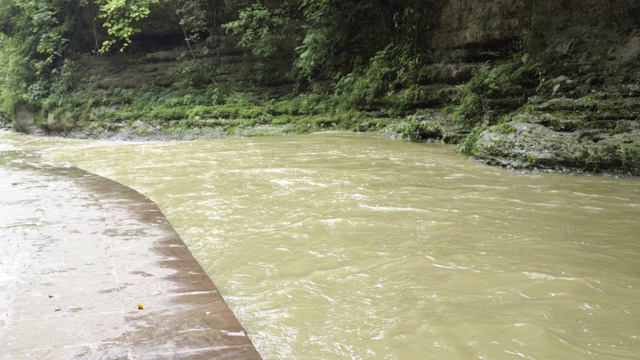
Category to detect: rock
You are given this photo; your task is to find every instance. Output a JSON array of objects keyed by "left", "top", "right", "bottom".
[
  {"left": 550, "top": 75, "right": 576, "bottom": 95},
  {"left": 627, "top": 84, "right": 640, "bottom": 97},
  {"left": 14, "top": 105, "right": 36, "bottom": 134},
  {"left": 473, "top": 122, "right": 640, "bottom": 176},
  {"left": 132, "top": 120, "right": 151, "bottom": 131}
]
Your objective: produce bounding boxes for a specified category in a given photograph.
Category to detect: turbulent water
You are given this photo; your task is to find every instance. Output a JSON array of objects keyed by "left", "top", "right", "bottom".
[{"left": 2, "top": 130, "right": 640, "bottom": 359}]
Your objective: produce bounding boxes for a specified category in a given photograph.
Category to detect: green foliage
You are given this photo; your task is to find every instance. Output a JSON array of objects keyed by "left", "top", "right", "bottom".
[
  {"left": 175, "top": 0, "right": 209, "bottom": 38},
  {"left": 454, "top": 61, "right": 542, "bottom": 127},
  {"left": 222, "top": 2, "right": 299, "bottom": 57},
  {"left": 453, "top": 86, "right": 483, "bottom": 126},
  {"left": 96, "top": 0, "right": 159, "bottom": 53},
  {"left": 147, "top": 105, "right": 189, "bottom": 121},
  {"left": 13, "top": 0, "right": 78, "bottom": 68},
  {"left": 272, "top": 94, "right": 330, "bottom": 115},
  {"left": 0, "top": 0, "right": 85, "bottom": 113},
  {"left": 401, "top": 118, "right": 444, "bottom": 141},
  {"left": 295, "top": 1, "right": 434, "bottom": 80},
  {"left": 457, "top": 129, "right": 483, "bottom": 155},
  {"left": 294, "top": 0, "right": 350, "bottom": 79},
  {"left": 612, "top": 121, "right": 633, "bottom": 135},
  {"left": 333, "top": 44, "right": 418, "bottom": 110},
  {"left": 157, "top": 86, "right": 222, "bottom": 107},
  {"left": 496, "top": 122, "right": 516, "bottom": 135},
  {"left": 270, "top": 115, "right": 291, "bottom": 125},
  {"left": 222, "top": 1, "right": 439, "bottom": 115},
  {"left": 452, "top": 10, "right": 550, "bottom": 129},
  {"left": 1, "top": 0, "right": 440, "bottom": 133},
  {"left": 224, "top": 92, "right": 258, "bottom": 107}
]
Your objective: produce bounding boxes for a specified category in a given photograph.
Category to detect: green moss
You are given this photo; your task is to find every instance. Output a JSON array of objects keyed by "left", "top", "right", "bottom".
[
  {"left": 270, "top": 115, "right": 291, "bottom": 125},
  {"left": 612, "top": 121, "right": 633, "bottom": 135},
  {"left": 147, "top": 105, "right": 189, "bottom": 121},
  {"left": 496, "top": 123, "right": 516, "bottom": 135},
  {"left": 272, "top": 100, "right": 293, "bottom": 115},
  {"left": 516, "top": 153, "right": 539, "bottom": 166}
]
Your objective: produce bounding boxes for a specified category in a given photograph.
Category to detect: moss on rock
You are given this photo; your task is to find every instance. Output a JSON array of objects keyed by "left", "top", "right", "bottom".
[{"left": 474, "top": 121, "right": 640, "bottom": 176}]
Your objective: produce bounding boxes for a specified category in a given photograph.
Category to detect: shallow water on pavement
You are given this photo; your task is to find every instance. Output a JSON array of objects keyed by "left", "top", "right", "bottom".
[{"left": 3, "top": 130, "right": 640, "bottom": 359}]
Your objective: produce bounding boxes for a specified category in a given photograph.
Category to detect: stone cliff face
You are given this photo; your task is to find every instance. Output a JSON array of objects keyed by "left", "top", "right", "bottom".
[
  {"left": 425, "top": 0, "right": 640, "bottom": 175},
  {"left": 22, "top": 0, "right": 640, "bottom": 175},
  {"left": 433, "top": 0, "right": 530, "bottom": 52},
  {"left": 433, "top": 0, "right": 639, "bottom": 63},
  {"left": 422, "top": 0, "right": 639, "bottom": 98}
]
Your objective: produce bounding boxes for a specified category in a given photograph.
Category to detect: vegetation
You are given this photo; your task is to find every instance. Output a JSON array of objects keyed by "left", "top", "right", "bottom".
[
  {"left": 96, "top": 0, "right": 159, "bottom": 53},
  {"left": 452, "top": 55, "right": 544, "bottom": 128},
  {"left": 0, "top": 0, "right": 445, "bottom": 135},
  {"left": 0, "top": 0, "right": 639, "bottom": 174},
  {"left": 0, "top": 0, "right": 77, "bottom": 114}
]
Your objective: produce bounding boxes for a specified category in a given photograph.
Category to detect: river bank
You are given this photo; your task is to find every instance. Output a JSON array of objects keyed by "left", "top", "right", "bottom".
[{"left": 4, "top": 104, "right": 640, "bottom": 178}]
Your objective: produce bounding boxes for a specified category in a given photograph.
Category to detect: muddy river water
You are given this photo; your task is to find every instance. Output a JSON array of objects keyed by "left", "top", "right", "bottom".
[{"left": 2, "top": 130, "right": 639, "bottom": 359}]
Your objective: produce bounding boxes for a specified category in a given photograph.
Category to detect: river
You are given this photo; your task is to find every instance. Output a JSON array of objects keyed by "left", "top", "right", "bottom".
[{"left": 2, "top": 130, "right": 639, "bottom": 359}]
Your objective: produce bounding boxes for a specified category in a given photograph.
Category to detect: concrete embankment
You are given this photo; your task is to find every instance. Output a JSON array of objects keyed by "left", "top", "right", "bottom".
[{"left": 0, "top": 151, "right": 261, "bottom": 359}]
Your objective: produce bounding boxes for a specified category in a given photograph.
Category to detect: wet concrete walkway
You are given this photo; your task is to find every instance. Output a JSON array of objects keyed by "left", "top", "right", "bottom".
[{"left": 0, "top": 151, "right": 261, "bottom": 359}]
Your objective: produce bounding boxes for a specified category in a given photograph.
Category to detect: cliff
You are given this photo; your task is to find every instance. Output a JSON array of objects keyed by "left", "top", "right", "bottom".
[
  {"left": 5, "top": 0, "right": 640, "bottom": 175},
  {"left": 428, "top": 0, "right": 640, "bottom": 175}
]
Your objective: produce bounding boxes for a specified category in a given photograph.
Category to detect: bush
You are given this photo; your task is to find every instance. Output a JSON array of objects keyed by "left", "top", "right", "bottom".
[
  {"left": 333, "top": 43, "right": 418, "bottom": 111},
  {"left": 453, "top": 61, "right": 542, "bottom": 127},
  {"left": 457, "top": 129, "right": 484, "bottom": 155}
]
